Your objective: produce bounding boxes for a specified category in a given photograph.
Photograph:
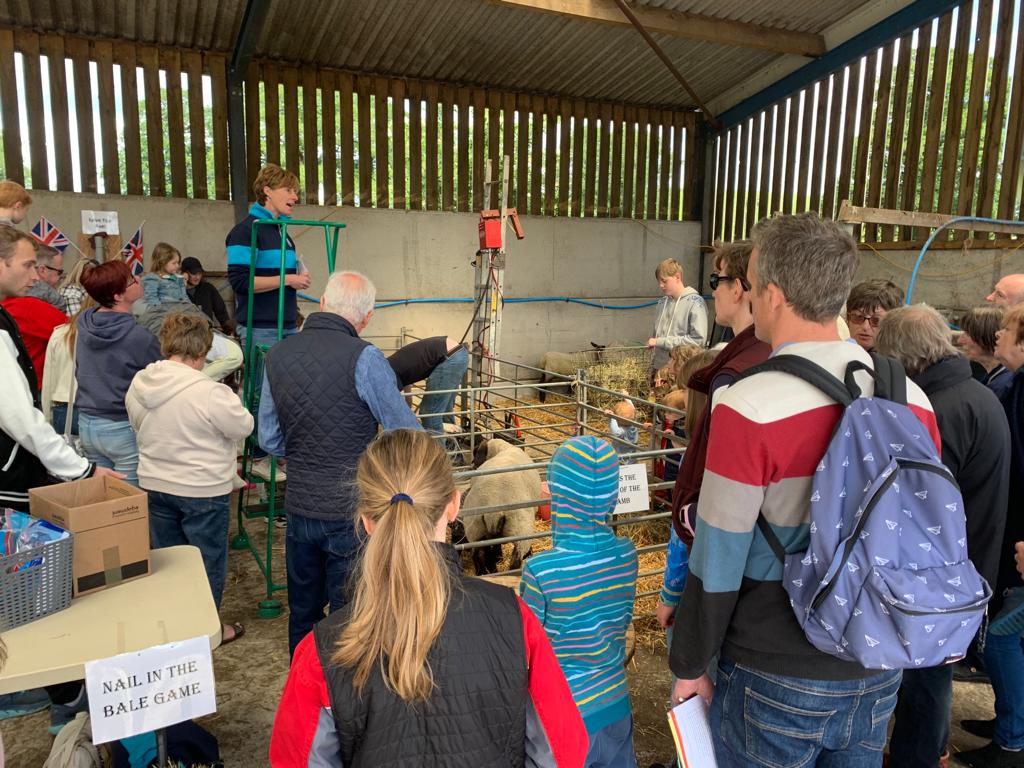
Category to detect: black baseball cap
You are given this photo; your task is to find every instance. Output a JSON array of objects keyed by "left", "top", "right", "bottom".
[{"left": 181, "top": 257, "right": 204, "bottom": 274}]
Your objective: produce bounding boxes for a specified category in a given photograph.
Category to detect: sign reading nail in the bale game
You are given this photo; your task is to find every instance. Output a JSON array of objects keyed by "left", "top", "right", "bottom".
[
  {"left": 614, "top": 463, "right": 649, "bottom": 515},
  {"left": 84, "top": 635, "right": 216, "bottom": 744}
]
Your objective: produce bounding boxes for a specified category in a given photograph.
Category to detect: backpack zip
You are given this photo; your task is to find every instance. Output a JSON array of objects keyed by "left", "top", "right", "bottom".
[{"left": 809, "top": 459, "right": 957, "bottom": 613}]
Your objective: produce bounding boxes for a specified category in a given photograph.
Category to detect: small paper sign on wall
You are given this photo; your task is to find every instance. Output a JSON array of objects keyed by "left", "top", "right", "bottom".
[
  {"left": 614, "top": 463, "right": 649, "bottom": 515},
  {"left": 81, "top": 210, "right": 120, "bottom": 235},
  {"left": 85, "top": 636, "right": 216, "bottom": 745}
]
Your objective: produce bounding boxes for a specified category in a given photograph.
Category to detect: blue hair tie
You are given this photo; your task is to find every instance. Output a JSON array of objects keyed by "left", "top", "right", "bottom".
[{"left": 390, "top": 493, "right": 413, "bottom": 506}]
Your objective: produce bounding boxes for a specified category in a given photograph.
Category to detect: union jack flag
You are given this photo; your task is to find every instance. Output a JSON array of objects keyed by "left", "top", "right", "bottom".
[
  {"left": 30, "top": 217, "right": 71, "bottom": 253},
  {"left": 120, "top": 225, "right": 145, "bottom": 277}
]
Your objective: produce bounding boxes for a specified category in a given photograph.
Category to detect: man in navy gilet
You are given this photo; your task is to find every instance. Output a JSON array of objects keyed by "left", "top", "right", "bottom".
[{"left": 258, "top": 270, "right": 421, "bottom": 655}]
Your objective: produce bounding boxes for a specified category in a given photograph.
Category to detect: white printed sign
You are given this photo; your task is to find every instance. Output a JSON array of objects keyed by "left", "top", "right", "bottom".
[
  {"left": 614, "top": 463, "right": 650, "bottom": 515},
  {"left": 85, "top": 636, "right": 216, "bottom": 745},
  {"left": 81, "top": 210, "right": 120, "bottom": 235}
]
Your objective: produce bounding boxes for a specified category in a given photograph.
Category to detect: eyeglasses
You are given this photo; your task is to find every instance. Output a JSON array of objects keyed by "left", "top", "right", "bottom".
[
  {"left": 40, "top": 265, "right": 65, "bottom": 277},
  {"left": 847, "top": 311, "right": 884, "bottom": 328},
  {"left": 709, "top": 273, "right": 750, "bottom": 291}
]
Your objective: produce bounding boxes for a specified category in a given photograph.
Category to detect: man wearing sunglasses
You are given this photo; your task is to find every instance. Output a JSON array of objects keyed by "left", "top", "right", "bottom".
[
  {"left": 25, "top": 243, "right": 69, "bottom": 314},
  {"left": 845, "top": 279, "right": 904, "bottom": 351}
]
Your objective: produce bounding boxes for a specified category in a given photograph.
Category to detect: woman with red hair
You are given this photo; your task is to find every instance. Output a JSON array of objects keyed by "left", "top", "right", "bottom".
[{"left": 76, "top": 261, "right": 161, "bottom": 484}]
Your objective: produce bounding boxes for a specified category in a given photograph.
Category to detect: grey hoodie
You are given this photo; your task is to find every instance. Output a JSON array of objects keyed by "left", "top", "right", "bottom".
[
  {"left": 126, "top": 360, "right": 253, "bottom": 496},
  {"left": 75, "top": 308, "right": 162, "bottom": 421},
  {"left": 650, "top": 286, "right": 708, "bottom": 369}
]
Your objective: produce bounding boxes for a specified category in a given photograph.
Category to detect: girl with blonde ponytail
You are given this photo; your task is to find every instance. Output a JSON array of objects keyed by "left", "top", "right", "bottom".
[{"left": 270, "top": 429, "right": 588, "bottom": 768}]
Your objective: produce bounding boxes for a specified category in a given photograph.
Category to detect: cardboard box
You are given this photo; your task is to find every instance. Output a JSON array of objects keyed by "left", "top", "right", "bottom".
[{"left": 29, "top": 476, "right": 150, "bottom": 597}]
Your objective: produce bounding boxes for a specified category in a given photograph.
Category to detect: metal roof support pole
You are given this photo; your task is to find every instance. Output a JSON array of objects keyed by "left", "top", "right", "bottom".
[
  {"left": 717, "top": 0, "right": 964, "bottom": 129},
  {"left": 697, "top": 123, "right": 714, "bottom": 298},
  {"left": 612, "top": 0, "right": 716, "bottom": 125},
  {"left": 228, "top": 0, "right": 272, "bottom": 221}
]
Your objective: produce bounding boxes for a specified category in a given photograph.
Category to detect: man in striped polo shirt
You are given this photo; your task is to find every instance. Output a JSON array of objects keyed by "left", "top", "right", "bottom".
[
  {"left": 520, "top": 435, "right": 639, "bottom": 767},
  {"left": 669, "top": 213, "right": 941, "bottom": 766}
]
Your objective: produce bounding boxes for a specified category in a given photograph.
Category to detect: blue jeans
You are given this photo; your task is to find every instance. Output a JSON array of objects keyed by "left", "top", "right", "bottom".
[
  {"left": 984, "top": 630, "right": 1024, "bottom": 749},
  {"left": 711, "top": 657, "right": 900, "bottom": 768},
  {"left": 51, "top": 403, "right": 79, "bottom": 436},
  {"left": 419, "top": 346, "right": 468, "bottom": 433},
  {"left": 887, "top": 664, "right": 953, "bottom": 767},
  {"left": 78, "top": 413, "right": 139, "bottom": 486},
  {"left": 147, "top": 491, "right": 230, "bottom": 609},
  {"left": 285, "top": 514, "right": 359, "bottom": 656},
  {"left": 585, "top": 714, "right": 637, "bottom": 768},
  {"left": 238, "top": 326, "right": 296, "bottom": 459}
]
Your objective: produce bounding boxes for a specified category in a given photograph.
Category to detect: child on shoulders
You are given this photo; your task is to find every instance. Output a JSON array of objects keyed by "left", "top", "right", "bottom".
[{"left": 142, "top": 243, "right": 189, "bottom": 306}]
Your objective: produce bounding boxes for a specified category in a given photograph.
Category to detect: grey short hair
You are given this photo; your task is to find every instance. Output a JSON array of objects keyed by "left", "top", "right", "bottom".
[
  {"left": 873, "top": 304, "right": 958, "bottom": 376},
  {"left": 750, "top": 212, "right": 860, "bottom": 323},
  {"left": 323, "top": 270, "right": 376, "bottom": 324},
  {"left": 35, "top": 244, "right": 59, "bottom": 267}
]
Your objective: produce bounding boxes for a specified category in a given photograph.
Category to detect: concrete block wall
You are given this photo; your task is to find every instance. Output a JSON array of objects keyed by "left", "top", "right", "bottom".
[
  {"left": 27, "top": 190, "right": 703, "bottom": 367},
  {"left": 853, "top": 245, "right": 1022, "bottom": 315}
]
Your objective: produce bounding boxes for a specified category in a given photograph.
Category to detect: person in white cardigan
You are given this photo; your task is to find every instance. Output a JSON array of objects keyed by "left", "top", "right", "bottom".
[
  {"left": 126, "top": 312, "right": 254, "bottom": 645},
  {"left": 41, "top": 296, "right": 97, "bottom": 434}
]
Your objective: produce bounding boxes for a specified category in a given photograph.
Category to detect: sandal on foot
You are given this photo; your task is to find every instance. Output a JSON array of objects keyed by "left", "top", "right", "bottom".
[{"left": 220, "top": 622, "right": 246, "bottom": 645}]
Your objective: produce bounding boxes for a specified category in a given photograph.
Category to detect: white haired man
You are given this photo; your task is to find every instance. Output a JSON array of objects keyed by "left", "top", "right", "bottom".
[
  {"left": 258, "top": 271, "right": 421, "bottom": 655},
  {"left": 875, "top": 304, "right": 1010, "bottom": 768}
]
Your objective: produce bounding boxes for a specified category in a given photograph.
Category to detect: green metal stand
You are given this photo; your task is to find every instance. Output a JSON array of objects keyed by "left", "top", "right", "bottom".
[{"left": 233, "top": 218, "right": 346, "bottom": 617}]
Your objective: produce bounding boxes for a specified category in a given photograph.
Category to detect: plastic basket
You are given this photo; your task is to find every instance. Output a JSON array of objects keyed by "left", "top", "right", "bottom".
[{"left": 0, "top": 530, "right": 73, "bottom": 631}]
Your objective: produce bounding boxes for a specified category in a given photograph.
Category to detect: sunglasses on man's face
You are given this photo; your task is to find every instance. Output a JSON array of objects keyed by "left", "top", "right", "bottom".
[{"left": 709, "top": 273, "right": 750, "bottom": 291}]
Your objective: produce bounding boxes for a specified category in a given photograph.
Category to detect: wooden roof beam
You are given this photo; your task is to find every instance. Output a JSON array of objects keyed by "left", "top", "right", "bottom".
[{"left": 494, "top": 0, "right": 827, "bottom": 58}]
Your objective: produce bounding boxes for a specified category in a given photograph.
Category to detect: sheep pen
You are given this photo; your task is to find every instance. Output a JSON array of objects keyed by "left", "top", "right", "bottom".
[{"left": 431, "top": 348, "right": 683, "bottom": 654}]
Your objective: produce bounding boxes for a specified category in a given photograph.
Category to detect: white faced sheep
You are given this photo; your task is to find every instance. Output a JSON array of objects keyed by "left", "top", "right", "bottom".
[{"left": 461, "top": 438, "right": 543, "bottom": 574}]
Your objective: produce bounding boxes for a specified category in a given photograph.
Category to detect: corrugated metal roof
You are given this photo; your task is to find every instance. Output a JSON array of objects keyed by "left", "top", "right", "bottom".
[
  {"left": 0, "top": 0, "right": 878, "bottom": 110},
  {"left": 641, "top": 0, "right": 857, "bottom": 32}
]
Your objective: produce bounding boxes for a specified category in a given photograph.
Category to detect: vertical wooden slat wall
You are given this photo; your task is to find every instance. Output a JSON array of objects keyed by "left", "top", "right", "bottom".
[
  {"left": 2, "top": 27, "right": 702, "bottom": 220},
  {"left": 711, "top": 0, "right": 1024, "bottom": 243}
]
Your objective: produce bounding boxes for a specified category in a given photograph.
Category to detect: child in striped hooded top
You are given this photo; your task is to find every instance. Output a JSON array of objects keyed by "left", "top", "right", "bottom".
[{"left": 520, "top": 435, "right": 639, "bottom": 767}]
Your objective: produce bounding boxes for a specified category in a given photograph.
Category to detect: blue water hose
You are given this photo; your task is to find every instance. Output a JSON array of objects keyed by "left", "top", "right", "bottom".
[
  {"left": 298, "top": 293, "right": 661, "bottom": 310},
  {"left": 906, "top": 215, "right": 1024, "bottom": 304}
]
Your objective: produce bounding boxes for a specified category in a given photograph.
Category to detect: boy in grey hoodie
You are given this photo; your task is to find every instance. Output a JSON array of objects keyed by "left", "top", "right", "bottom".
[{"left": 647, "top": 258, "right": 707, "bottom": 375}]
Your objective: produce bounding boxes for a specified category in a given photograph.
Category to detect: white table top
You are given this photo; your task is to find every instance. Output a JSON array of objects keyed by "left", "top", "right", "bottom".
[{"left": 0, "top": 545, "right": 222, "bottom": 694}]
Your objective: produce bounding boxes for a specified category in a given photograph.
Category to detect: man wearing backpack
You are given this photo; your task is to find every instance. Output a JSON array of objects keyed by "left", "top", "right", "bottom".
[{"left": 669, "top": 212, "right": 943, "bottom": 766}]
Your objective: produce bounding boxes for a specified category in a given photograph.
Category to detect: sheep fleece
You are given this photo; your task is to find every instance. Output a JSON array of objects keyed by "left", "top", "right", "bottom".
[{"left": 462, "top": 439, "right": 541, "bottom": 565}]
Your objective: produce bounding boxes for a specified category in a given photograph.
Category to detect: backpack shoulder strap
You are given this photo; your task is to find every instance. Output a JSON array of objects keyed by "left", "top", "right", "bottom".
[
  {"left": 737, "top": 354, "right": 854, "bottom": 407},
  {"left": 756, "top": 514, "right": 787, "bottom": 564},
  {"left": 868, "top": 352, "right": 908, "bottom": 405}
]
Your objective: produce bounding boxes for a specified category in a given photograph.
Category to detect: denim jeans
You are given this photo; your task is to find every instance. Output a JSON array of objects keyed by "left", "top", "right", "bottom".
[
  {"left": 285, "top": 514, "right": 359, "bottom": 656},
  {"left": 711, "top": 657, "right": 901, "bottom": 768},
  {"left": 147, "top": 490, "right": 230, "bottom": 609},
  {"left": 419, "top": 346, "right": 468, "bottom": 433},
  {"left": 887, "top": 664, "right": 953, "bottom": 767},
  {"left": 50, "top": 403, "right": 79, "bottom": 436},
  {"left": 78, "top": 413, "right": 139, "bottom": 486},
  {"left": 984, "top": 630, "right": 1024, "bottom": 749},
  {"left": 584, "top": 714, "right": 638, "bottom": 768},
  {"left": 238, "top": 326, "right": 296, "bottom": 459}
]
